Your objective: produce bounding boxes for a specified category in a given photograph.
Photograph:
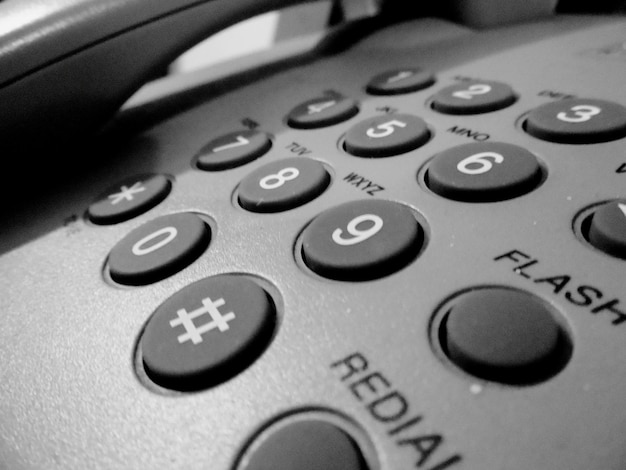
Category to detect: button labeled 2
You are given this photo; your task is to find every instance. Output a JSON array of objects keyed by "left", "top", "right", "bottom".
[{"left": 301, "top": 199, "right": 424, "bottom": 280}]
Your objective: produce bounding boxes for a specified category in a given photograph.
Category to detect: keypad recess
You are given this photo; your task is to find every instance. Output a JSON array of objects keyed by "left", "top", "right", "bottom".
[{"left": 3, "top": 15, "right": 626, "bottom": 470}]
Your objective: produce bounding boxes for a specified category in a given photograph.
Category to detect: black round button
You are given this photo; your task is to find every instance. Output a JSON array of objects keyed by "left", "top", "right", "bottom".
[
  {"left": 426, "top": 142, "right": 543, "bottom": 202},
  {"left": 301, "top": 199, "right": 423, "bottom": 281},
  {"left": 431, "top": 80, "right": 516, "bottom": 115},
  {"left": 88, "top": 174, "right": 171, "bottom": 225},
  {"left": 108, "top": 213, "right": 210, "bottom": 285},
  {"left": 242, "top": 419, "right": 368, "bottom": 470},
  {"left": 140, "top": 275, "right": 275, "bottom": 391},
  {"left": 344, "top": 114, "right": 430, "bottom": 158},
  {"left": 195, "top": 130, "right": 272, "bottom": 171},
  {"left": 287, "top": 95, "right": 359, "bottom": 129},
  {"left": 365, "top": 68, "right": 435, "bottom": 95},
  {"left": 238, "top": 157, "right": 330, "bottom": 213},
  {"left": 587, "top": 200, "right": 626, "bottom": 259},
  {"left": 441, "top": 288, "right": 571, "bottom": 385},
  {"left": 525, "top": 98, "right": 626, "bottom": 144}
]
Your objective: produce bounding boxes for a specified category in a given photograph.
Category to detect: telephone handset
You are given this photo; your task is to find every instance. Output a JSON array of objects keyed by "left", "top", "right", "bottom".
[{"left": 2, "top": 0, "right": 626, "bottom": 469}]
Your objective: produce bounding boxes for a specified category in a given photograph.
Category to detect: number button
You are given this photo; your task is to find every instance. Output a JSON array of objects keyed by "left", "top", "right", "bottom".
[
  {"left": 195, "top": 130, "right": 272, "bottom": 171},
  {"left": 586, "top": 200, "right": 626, "bottom": 259},
  {"left": 87, "top": 174, "right": 171, "bottom": 225},
  {"left": 139, "top": 275, "right": 276, "bottom": 391},
  {"left": 525, "top": 98, "right": 626, "bottom": 143},
  {"left": 366, "top": 68, "right": 435, "bottom": 95},
  {"left": 238, "top": 158, "right": 331, "bottom": 213},
  {"left": 301, "top": 200, "right": 424, "bottom": 280},
  {"left": 426, "top": 142, "right": 543, "bottom": 202},
  {"left": 108, "top": 213, "right": 210, "bottom": 285},
  {"left": 287, "top": 94, "right": 359, "bottom": 129},
  {"left": 431, "top": 80, "right": 516, "bottom": 114},
  {"left": 344, "top": 114, "right": 430, "bottom": 158}
]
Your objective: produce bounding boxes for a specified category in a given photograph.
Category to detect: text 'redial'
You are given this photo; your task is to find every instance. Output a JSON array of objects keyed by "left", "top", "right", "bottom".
[{"left": 301, "top": 199, "right": 424, "bottom": 280}]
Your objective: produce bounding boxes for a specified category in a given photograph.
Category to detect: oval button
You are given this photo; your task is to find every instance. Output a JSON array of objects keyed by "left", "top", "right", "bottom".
[
  {"left": 108, "top": 213, "right": 210, "bottom": 285},
  {"left": 301, "top": 199, "right": 423, "bottom": 280}
]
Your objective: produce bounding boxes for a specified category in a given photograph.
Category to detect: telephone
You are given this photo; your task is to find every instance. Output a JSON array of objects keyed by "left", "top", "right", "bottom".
[{"left": 2, "top": 0, "right": 626, "bottom": 468}]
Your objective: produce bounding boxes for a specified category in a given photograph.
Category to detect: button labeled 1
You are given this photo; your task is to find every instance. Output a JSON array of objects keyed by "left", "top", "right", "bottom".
[{"left": 301, "top": 199, "right": 424, "bottom": 280}]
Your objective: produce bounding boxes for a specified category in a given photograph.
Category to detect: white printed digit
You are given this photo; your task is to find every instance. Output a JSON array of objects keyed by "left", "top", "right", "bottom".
[
  {"left": 366, "top": 120, "right": 407, "bottom": 139},
  {"left": 212, "top": 135, "right": 250, "bottom": 153},
  {"left": 132, "top": 227, "right": 178, "bottom": 256},
  {"left": 387, "top": 71, "right": 413, "bottom": 83},
  {"left": 556, "top": 105, "right": 602, "bottom": 123},
  {"left": 457, "top": 152, "right": 504, "bottom": 175},
  {"left": 307, "top": 101, "right": 336, "bottom": 114},
  {"left": 452, "top": 84, "right": 492, "bottom": 100},
  {"left": 259, "top": 167, "right": 300, "bottom": 190},
  {"left": 332, "top": 214, "right": 383, "bottom": 246}
]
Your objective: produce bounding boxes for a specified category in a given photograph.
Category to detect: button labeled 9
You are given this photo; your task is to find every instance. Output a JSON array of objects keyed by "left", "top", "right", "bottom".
[{"left": 300, "top": 199, "right": 424, "bottom": 281}]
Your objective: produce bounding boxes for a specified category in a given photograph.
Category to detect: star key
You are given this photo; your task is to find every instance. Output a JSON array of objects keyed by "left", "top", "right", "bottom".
[{"left": 88, "top": 174, "right": 172, "bottom": 225}]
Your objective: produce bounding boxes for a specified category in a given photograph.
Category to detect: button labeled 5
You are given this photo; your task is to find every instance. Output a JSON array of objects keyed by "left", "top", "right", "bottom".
[{"left": 344, "top": 114, "right": 430, "bottom": 158}]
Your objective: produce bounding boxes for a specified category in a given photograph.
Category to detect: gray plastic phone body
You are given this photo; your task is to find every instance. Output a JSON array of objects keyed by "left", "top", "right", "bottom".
[{"left": 1, "top": 5, "right": 626, "bottom": 470}]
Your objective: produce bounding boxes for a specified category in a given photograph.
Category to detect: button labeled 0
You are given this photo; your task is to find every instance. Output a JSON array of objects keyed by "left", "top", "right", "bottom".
[{"left": 108, "top": 213, "right": 210, "bottom": 285}]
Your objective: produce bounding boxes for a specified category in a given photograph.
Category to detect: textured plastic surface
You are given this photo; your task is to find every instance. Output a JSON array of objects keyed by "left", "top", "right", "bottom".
[{"left": 1, "top": 14, "right": 626, "bottom": 470}]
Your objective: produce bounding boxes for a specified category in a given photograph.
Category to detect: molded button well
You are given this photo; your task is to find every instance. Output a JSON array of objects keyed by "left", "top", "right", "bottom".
[{"left": 435, "top": 288, "right": 572, "bottom": 385}]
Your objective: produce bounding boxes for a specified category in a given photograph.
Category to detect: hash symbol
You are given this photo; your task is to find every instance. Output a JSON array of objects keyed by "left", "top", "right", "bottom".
[{"left": 169, "top": 297, "right": 236, "bottom": 345}]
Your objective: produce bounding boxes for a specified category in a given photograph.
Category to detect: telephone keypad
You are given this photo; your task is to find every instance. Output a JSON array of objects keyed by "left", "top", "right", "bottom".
[
  {"left": 425, "top": 142, "right": 543, "bottom": 202},
  {"left": 344, "top": 113, "right": 430, "bottom": 157},
  {"left": 139, "top": 275, "right": 275, "bottom": 391},
  {"left": 238, "top": 157, "right": 331, "bottom": 213},
  {"left": 108, "top": 212, "right": 210, "bottom": 285},
  {"left": 195, "top": 130, "right": 272, "bottom": 170},
  {"left": 430, "top": 79, "right": 517, "bottom": 115}
]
